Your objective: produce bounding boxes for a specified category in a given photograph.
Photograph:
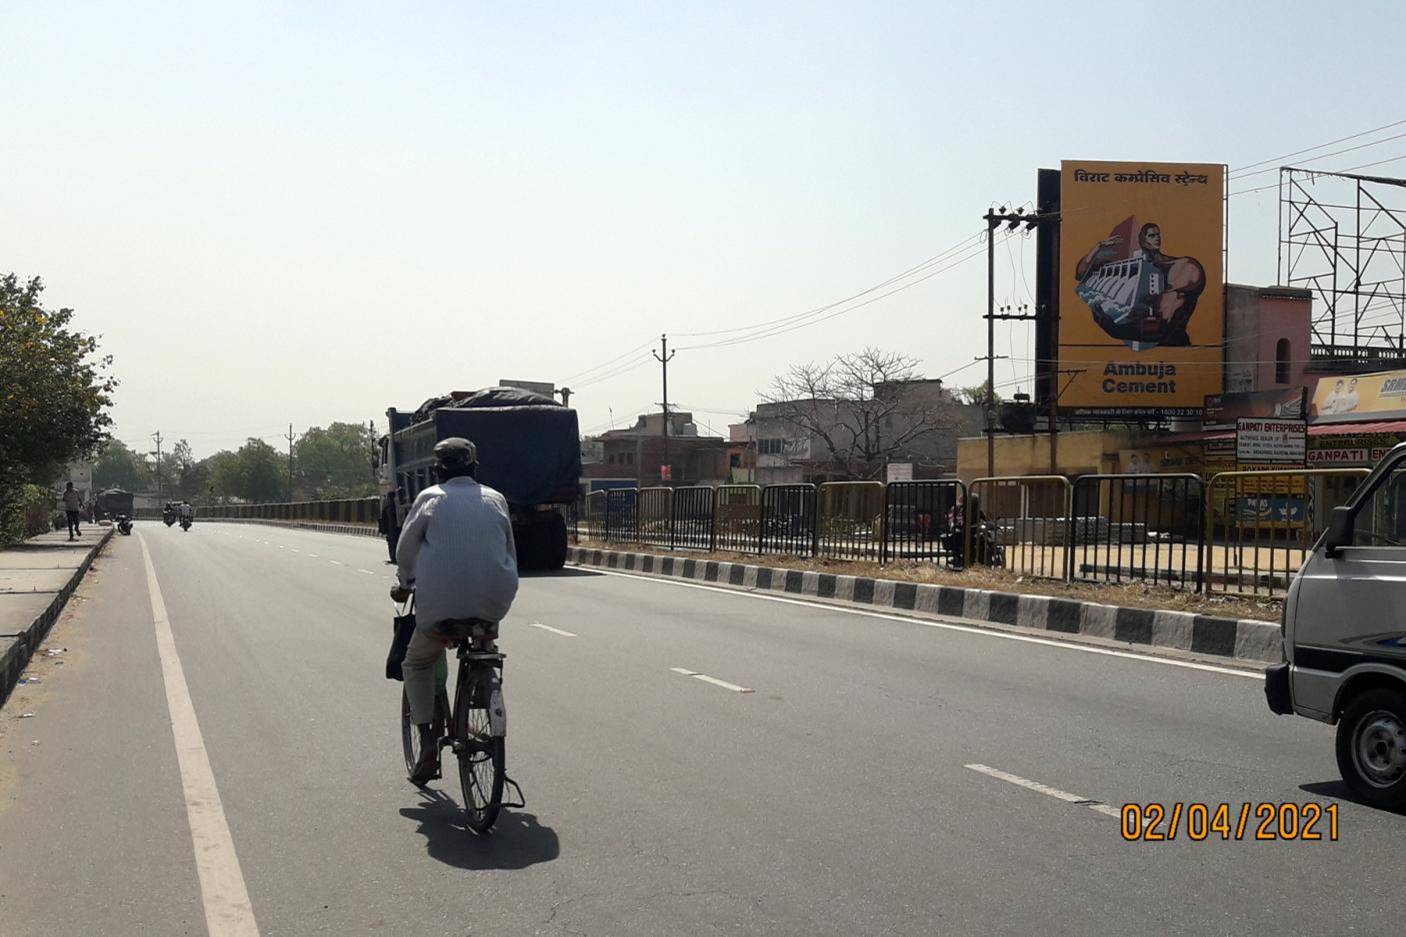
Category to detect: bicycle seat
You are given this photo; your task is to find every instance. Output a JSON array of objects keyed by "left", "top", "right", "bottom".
[{"left": 431, "top": 618, "right": 499, "bottom": 642}]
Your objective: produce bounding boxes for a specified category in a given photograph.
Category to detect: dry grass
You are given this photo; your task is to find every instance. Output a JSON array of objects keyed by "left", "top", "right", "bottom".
[{"left": 576, "top": 538, "right": 1283, "bottom": 623}]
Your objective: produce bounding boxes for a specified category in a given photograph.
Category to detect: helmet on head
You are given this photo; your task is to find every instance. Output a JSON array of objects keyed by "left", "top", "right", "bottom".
[{"left": 433, "top": 437, "right": 478, "bottom": 473}]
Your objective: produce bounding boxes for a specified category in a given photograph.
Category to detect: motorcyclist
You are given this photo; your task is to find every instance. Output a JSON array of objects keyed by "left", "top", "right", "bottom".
[
  {"left": 178, "top": 501, "right": 194, "bottom": 522},
  {"left": 389, "top": 437, "right": 518, "bottom": 785}
]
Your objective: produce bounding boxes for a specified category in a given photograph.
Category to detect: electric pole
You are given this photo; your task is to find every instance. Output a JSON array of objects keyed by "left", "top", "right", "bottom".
[
  {"left": 556, "top": 386, "right": 572, "bottom": 408},
  {"left": 652, "top": 334, "right": 675, "bottom": 485},
  {"left": 286, "top": 423, "right": 295, "bottom": 502},
  {"left": 151, "top": 431, "right": 164, "bottom": 502}
]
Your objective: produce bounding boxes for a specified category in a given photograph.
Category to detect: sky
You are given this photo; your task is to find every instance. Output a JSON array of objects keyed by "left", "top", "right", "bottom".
[{"left": 5, "top": 1, "right": 1405, "bottom": 458}]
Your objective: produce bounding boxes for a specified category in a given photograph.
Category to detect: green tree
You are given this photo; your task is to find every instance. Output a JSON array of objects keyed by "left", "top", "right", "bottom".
[
  {"left": 205, "top": 450, "right": 242, "bottom": 502},
  {"left": 953, "top": 381, "right": 1002, "bottom": 407},
  {"left": 0, "top": 274, "right": 115, "bottom": 540},
  {"left": 93, "top": 439, "right": 151, "bottom": 491},
  {"left": 294, "top": 422, "right": 376, "bottom": 498},
  {"left": 234, "top": 438, "right": 285, "bottom": 502}
]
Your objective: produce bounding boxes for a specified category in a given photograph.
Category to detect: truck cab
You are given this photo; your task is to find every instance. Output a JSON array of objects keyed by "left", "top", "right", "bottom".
[{"left": 1269, "top": 441, "right": 1406, "bottom": 806}]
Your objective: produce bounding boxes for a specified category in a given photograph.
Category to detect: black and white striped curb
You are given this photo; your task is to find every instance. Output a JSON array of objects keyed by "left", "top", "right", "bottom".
[
  {"left": 1, "top": 528, "right": 113, "bottom": 707},
  {"left": 204, "top": 518, "right": 380, "bottom": 539},
  {"left": 567, "top": 545, "right": 1282, "bottom": 664}
]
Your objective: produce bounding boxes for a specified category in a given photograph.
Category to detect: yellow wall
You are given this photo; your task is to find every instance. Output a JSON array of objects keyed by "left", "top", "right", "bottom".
[{"left": 956, "top": 430, "right": 1126, "bottom": 482}]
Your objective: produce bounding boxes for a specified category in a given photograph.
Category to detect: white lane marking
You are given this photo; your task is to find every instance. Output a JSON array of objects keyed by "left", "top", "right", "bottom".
[
  {"left": 671, "top": 667, "right": 753, "bottom": 693},
  {"left": 306, "top": 553, "right": 319, "bottom": 558},
  {"left": 138, "top": 535, "right": 261, "bottom": 936},
  {"left": 966, "top": 763, "right": 1117, "bottom": 819},
  {"left": 328, "top": 560, "right": 343, "bottom": 566},
  {"left": 529, "top": 622, "right": 577, "bottom": 637},
  {"left": 590, "top": 568, "right": 1262, "bottom": 681},
  {"left": 358, "top": 569, "right": 375, "bottom": 576},
  {"left": 288, "top": 549, "right": 301, "bottom": 554}
]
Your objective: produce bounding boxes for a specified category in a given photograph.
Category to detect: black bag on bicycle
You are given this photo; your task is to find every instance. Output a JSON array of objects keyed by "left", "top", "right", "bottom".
[{"left": 385, "top": 603, "right": 416, "bottom": 681}]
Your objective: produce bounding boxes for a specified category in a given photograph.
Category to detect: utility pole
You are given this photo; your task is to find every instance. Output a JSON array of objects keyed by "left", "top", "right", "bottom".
[
  {"left": 151, "top": 431, "right": 164, "bottom": 501},
  {"left": 556, "top": 387, "right": 572, "bottom": 408},
  {"left": 286, "top": 423, "right": 295, "bottom": 502},
  {"left": 652, "top": 334, "right": 676, "bottom": 485},
  {"left": 982, "top": 206, "right": 1061, "bottom": 477}
]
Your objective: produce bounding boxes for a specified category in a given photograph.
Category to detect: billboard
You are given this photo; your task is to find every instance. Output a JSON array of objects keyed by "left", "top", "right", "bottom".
[
  {"left": 1203, "top": 387, "right": 1306, "bottom": 431},
  {"left": 1235, "top": 417, "right": 1307, "bottom": 465},
  {"left": 1308, "top": 369, "right": 1406, "bottom": 423},
  {"left": 1058, "top": 161, "right": 1225, "bottom": 416}
]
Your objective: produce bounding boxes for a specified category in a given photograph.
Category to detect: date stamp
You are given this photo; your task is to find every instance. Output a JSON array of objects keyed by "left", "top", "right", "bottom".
[{"left": 1120, "top": 803, "right": 1339, "bottom": 842}]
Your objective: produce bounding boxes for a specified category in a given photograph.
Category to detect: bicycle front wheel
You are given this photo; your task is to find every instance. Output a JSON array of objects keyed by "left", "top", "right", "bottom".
[
  {"left": 401, "top": 688, "right": 450, "bottom": 781},
  {"left": 454, "top": 666, "right": 505, "bottom": 833}
]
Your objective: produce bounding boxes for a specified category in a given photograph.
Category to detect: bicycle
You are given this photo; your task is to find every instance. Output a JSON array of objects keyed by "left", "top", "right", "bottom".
[{"left": 400, "top": 617, "right": 525, "bottom": 833}]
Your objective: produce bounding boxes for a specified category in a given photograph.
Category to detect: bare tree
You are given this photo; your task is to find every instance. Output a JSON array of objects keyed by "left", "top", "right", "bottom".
[{"left": 760, "top": 348, "right": 957, "bottom": 479}]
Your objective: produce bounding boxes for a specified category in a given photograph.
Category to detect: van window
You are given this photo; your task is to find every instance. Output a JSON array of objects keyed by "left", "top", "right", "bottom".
[{"left": 1354, "top": 464, "right": 1406, "bottom": 546}]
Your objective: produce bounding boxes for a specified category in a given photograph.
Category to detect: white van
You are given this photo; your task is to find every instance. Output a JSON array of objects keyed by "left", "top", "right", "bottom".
[{"left": 1268, "top": 442, "right": 1406, "bottom": 807}]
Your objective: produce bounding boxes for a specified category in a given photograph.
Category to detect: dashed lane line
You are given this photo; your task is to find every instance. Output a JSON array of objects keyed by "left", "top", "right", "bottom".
[
  {"left": 528, "top": 622, "right": 577, "bottom": 637},
  {"left": 965, "top": 763, "right": 1121, "bottom": 818},
  {"left": 670, "top": 667, "right": 753, "bottom": 693}
]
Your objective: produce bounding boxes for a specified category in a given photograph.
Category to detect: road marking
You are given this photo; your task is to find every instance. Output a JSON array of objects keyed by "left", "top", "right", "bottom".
[
  {"left": 358, "top": 569, "right": 375, "bottom": 576},
  {"left": 138, "top": 535, "right": 261, "bottom": 936},
  {"left": 529, "top": 621, "right": 577, "bottom": 637},
  {"left": 591, "top": 569, "right": 1261, "bottom": 681},
  {"left": 328, "top": 560, "right": 343, "bottom": 566},
  {"left": 671, "top": 667, "right": 753, "bottom": 693},
  {"left": 306, "top": 553, "right": 319, "bottom": 558},
  {"left": 288, "top": 549, "right": 301, "bottom": 554},
  {"left": 965, "top": 763, "right": 1119, "bottom": 819}
]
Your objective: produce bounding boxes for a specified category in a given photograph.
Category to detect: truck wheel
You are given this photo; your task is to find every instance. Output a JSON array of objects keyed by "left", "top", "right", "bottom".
[
  {"left": 1335, "top": 687, "right": 1406, "bottom": 809},
  {"left": 541, "top": 512, "right": 567, "bottom": 570}
]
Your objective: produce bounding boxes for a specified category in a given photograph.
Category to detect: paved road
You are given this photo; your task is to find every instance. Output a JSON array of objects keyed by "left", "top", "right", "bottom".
[{"left": 1, "top": 521, "right": 1400, "bottom": 936}]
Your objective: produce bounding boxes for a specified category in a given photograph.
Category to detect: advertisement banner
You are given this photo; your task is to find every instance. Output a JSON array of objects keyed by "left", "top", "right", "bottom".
[
  {"left": 1059, "top": 161, "right": 1225, "bottom": 416},
  {"left": 1236, "top": 417, "right": 1307, "bottom": 465},
  {"left": 1308, "top": 369, "right": 1406, "bottom": 423},
  {"left": 1117, "top": 444, "right": 1202, "bottom": 474},
  {"left": 1203, "top": 387, "right": 1306, "bottom": 431}
]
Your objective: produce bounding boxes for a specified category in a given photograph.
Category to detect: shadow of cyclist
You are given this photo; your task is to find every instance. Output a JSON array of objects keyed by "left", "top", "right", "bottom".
[{"left": 399, "top": 789, "right": 561, "bottom": 869}]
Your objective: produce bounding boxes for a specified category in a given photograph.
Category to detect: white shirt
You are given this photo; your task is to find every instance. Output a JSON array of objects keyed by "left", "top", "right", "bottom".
[{"left": 396, "top": 476, "right": 518, "bottom": 628}]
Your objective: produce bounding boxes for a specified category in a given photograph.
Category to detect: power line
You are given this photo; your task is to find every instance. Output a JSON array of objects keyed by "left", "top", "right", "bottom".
[
  {"left": 1228, "top": 130, "right": 1406, "bottom": 181},
  {"left": 1229, "top": 119, "right": 1406, "bottom": 175},
  {"left": 1230, "top": 152, "right": 1406, "bottom": 197}
]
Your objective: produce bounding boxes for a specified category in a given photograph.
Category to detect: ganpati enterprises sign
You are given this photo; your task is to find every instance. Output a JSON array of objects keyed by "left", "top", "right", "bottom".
[
  {"left": 1058, "top": 160, "right": 1225, "bottom": 416},
  {"left": 1236, "top": 417, "right": 1306, "bottom": 465},
  {"left": 1307, "top": 436, "right": 1397, "bottom": 467}
]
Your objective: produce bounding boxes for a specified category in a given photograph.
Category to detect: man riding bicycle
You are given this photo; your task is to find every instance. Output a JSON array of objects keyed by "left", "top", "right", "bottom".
[{"left": 390, "top": 437, "right": 519, "bottom": 785}]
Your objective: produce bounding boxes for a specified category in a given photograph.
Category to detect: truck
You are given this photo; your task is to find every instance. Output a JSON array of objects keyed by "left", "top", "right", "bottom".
[{"left": 377, "top": 386, "right": 581, "bottom": 571}]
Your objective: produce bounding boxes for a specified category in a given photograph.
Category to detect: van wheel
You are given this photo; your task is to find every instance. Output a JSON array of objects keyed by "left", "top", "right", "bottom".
[{"left": 1335, "top": 687, "right": 1406, "bottom": 809}]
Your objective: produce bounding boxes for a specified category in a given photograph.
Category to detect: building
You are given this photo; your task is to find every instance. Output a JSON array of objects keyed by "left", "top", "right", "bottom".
[
  {"left": 580, "top": 411, "right": 729, "bottom": 488},
  {"left": 751, "top": 379, "right": 980, "bottom": 486}
]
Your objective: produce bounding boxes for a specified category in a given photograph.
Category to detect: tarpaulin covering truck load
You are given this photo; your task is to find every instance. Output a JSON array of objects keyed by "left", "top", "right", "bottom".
[{"left": 377, "top": 387, "right": 581, "bottom": 570}]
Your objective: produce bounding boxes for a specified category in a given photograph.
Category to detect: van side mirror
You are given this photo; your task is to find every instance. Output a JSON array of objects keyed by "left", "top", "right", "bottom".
[{"left": 1325, "top": 506, "right": 1355, "bottom": 557}]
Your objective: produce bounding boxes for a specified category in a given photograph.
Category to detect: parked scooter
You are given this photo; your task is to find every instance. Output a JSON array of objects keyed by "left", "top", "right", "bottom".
[{"left": 115, "top": 514, "right": 133, "bottom": 536}]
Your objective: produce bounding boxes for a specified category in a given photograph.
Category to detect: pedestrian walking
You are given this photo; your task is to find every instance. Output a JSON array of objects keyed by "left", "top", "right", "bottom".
[{"left": 61, "top": 482, "right": 83, "bottom": 540}]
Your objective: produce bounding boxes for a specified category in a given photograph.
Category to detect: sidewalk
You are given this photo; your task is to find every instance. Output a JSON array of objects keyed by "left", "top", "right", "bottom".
[{"left": 0, "top": 527, "right": 112, "bottom": 707}]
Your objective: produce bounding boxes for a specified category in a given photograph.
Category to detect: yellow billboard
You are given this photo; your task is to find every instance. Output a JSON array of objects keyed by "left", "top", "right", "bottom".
[
  {"left": 1059, "top": 160, "right": 1224, "bottom": 416},
  {"left": 1308, "top": 369, "right": 1406, "bottom": 423}
]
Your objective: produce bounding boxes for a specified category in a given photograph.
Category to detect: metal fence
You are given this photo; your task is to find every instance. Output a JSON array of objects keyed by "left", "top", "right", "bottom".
[
  {"left": 638, "top": 487, "right": 672, "bottom": 548},
  {"left": 201, "top": 497, "right": 380, "bottom": 524},
  {"left": 816, "top": 481, "right": 884, "bottom": 561},
  {"left": 882, "top": 480, "right": 965, "bottom": 565},
  {"left": 605, "top": 488, "right": 638, "bottom": 543},
  {"left": 761, "top": 484, "right": 817, "bottom": 557},
  {"left": 715, "top": 484, "right": 762, "bottom": 553},
  {"left": 967, "top": 476, "right": 1073, "bottom": 580},
  {"left": 1070, "top": 474, "right": 1205, "bottom": 589},
  {"left": 1204, "top": 468, "right": 1368, "bottom": 596},
  {"left": 671, "top": 486, "right": 716, "bottom": 550}
]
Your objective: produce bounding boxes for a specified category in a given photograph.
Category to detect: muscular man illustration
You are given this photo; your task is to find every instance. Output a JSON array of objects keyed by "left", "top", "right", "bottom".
[{"left": 1075, "top": 222, "right": 1206, "bottom": 348}]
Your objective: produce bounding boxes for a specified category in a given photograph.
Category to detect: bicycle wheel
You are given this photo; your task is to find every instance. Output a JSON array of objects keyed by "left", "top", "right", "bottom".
[
  {"left": 401, "top": 688, "right": 450, "bottom": 780},
  {"left": 453, "top": 664, "right": 505, "bottom": 832}
]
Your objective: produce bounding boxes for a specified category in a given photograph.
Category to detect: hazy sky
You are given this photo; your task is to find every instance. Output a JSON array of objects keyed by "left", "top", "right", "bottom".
[{"left": 6, "top": 1, "right": 1404, "bottom": 458}]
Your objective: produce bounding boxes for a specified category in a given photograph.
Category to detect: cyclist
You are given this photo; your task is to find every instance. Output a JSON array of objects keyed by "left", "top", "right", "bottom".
[{"left": 389, "top": 437, "right": 519, "bottom": 785}]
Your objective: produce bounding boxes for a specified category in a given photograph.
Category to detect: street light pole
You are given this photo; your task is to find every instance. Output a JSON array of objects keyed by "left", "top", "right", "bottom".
[{"left": 653, "top": 334, "right": 676, "bottom": 484}]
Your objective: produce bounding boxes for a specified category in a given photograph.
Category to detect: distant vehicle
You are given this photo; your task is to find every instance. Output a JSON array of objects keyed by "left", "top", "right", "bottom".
[
  {"left": 377, "top": 387, "right": 581, "bottom": 571},
  {"left": 1267, "top": 442, "right": 1406, "bottom": 807},
  {"left": 94, "top": 488, "right": 134, "bottom": 523}
]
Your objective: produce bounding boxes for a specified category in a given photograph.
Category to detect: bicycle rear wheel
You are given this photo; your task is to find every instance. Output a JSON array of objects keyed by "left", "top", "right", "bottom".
[
  {"left": 401, "top": 688, "right": 450, "bottom": 781},
  {"left": 454, "top": 665, "right": 505, "bottom": 832}
]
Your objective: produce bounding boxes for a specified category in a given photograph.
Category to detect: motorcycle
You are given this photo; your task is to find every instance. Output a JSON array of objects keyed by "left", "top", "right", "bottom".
[
  {"left": 163, "top": 512, "right": 176, "bottom": 527},
  {"left": 944, "top": 519, "right": 1006, "bottom": 570},
  {"left": 116, "top": 514, "right": 133, "bottom": 536},
  {"left": 179, "top": 516, "right": 192, "bottom": 532}
]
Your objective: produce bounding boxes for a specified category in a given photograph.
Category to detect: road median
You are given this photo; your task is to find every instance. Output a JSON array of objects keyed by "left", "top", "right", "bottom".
[{"left": 567, "top": 544, "right": 1282, "bottom": 665}]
